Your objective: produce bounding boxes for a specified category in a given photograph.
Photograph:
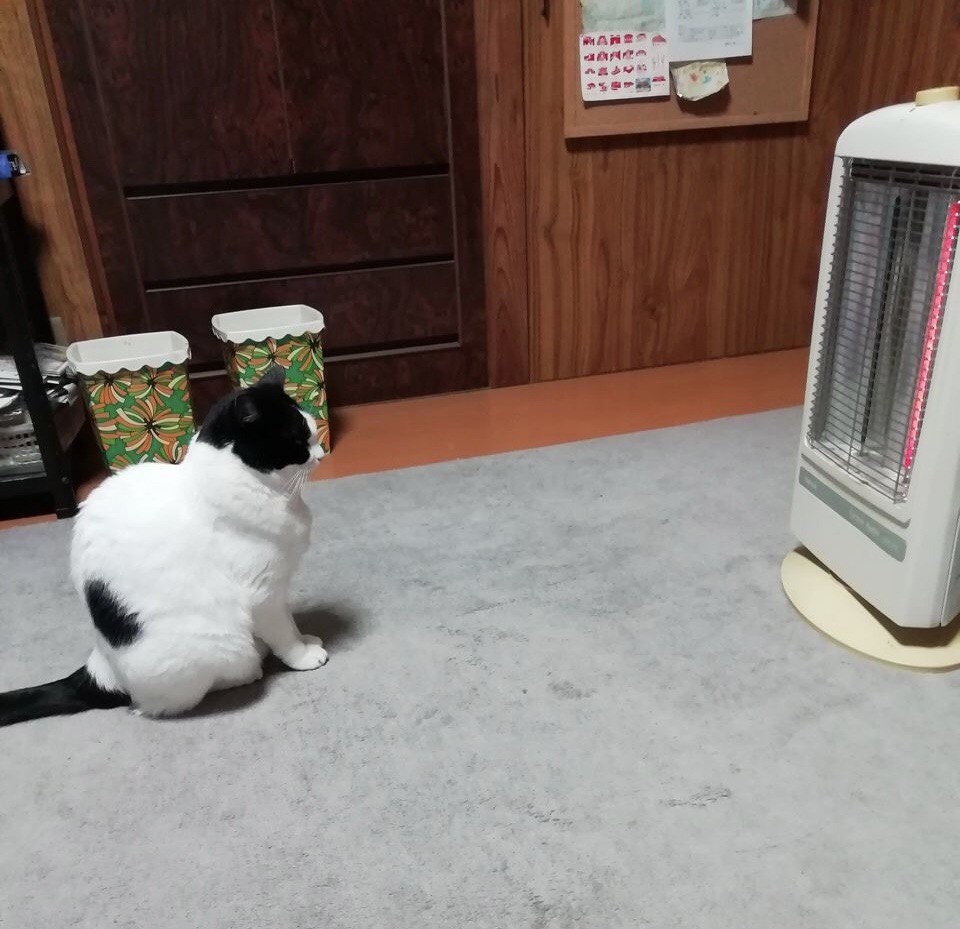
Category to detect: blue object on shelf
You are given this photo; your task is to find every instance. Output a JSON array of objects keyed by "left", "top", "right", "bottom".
[{"left": 0, "top": 152, "right": 30, "bottom": 180}]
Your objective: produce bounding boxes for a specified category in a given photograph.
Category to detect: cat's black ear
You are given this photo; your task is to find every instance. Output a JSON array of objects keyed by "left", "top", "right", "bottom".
[
  {"left": 235, "top": 393, "right": 260, "bottom": 425},
  {"left": 260, "top": 364, "right": 286, "bottom": 388}
]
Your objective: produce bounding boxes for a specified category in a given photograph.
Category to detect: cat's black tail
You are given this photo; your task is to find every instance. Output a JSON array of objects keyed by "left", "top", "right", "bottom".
[{"left": 0, "top": 667, "right": 130, "bottom": 727}]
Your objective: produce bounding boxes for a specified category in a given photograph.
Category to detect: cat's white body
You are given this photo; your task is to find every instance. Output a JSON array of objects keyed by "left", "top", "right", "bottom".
[{"left": 71, "top": 438, "right": 326, "bottom": 716}]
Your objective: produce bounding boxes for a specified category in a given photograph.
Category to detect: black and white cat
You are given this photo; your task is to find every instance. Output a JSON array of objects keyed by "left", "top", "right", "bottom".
[{"left": 0, "top": 366, "right": 327, "bottom": 725}]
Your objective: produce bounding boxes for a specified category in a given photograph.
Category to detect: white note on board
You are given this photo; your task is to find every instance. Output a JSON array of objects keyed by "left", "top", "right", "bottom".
[
  {"left": 753, "top": 0, "right": 795, "bottom": 19},
  {"left": 665, "top": 0, "right": 752, "bottom": 61},
  {"left": 579, "top": 31, "right": 670, "bottom": 102}
]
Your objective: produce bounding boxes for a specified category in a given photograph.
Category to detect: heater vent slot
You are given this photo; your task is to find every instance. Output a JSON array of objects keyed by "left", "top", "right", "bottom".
[{"left": 808, "top": 159, "right": 960, "bottom": 501}]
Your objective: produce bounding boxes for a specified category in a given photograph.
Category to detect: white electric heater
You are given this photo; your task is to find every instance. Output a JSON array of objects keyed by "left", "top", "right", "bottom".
[{"left": 784, "top": 87, "right": 960, "bottom": 668}]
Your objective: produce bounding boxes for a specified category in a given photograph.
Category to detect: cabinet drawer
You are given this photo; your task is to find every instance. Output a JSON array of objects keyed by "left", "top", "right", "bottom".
[
  {"left": 128, "top": 176, "right": 454, "bottom": 284},
  {"left": 146, "top": 263, "right": 459, "bottom": 365}
]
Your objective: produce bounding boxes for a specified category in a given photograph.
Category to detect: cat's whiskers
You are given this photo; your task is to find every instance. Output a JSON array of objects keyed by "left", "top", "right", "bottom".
[
  {"left": 275, "top": 469, "right": 296, "bottom": 496},
  {"left": 277, "top": 465, "right": 310, "bottom": 497}
]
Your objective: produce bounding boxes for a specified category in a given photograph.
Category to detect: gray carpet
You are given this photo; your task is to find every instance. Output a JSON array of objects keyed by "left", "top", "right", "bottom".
[{"left": 3, "top": 408, "right": 960, "bottom": 929}]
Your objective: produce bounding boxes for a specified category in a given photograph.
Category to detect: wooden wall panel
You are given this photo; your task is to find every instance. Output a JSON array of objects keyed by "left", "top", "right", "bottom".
[
  {"left": 40, "top": 0, "right": 149, "bottom": 333},
  {"left": 0, "top": 0, "right": 101, "bottom": 340},
  {"left": 441, "top": 0, "right": 489, "bottom": 395},
  {"left": 526, "top": 0, "right": 960, "bottom": 381},
  {"left": 475, "top": 0, "right": 529, "bottom": 387}
]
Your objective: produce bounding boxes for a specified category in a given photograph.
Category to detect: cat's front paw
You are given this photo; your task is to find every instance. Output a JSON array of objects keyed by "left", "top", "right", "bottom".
[{"left": 281, "top": 634, "right": 328, "bottom": 671}]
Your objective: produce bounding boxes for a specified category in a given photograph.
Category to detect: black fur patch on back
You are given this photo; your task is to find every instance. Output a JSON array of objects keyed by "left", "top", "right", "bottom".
[
  {"left": 197, "top": 367, "right": 311, "bottom": 473},
  {"left": 85, "top": 579, "right": 141, "bottom": 648}
]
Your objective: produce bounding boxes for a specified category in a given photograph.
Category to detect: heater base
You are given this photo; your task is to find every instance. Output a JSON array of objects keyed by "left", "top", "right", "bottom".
[{"left": 781, "top": 549, "right": 960, "bottom": 672}]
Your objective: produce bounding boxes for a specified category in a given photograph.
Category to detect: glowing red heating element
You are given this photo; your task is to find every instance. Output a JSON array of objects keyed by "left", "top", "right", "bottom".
[{"left": 903, "top": 200, "right": 960, "bottom": 472}]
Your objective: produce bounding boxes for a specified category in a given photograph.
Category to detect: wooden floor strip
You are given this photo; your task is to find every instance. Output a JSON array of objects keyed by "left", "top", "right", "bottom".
[{"left": 316, "top": 348, "right": 808, "bottom": 481}]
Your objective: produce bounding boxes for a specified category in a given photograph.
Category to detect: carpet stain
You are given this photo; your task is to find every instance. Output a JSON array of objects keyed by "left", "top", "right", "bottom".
[
  {"left": 439, "top": 623, "right": 529, "bottom": 645},
  {"left": 523, "top": 804, "right": 574, "bottom": 827},
  {"left": 549, "top": 680, "right": 595, "bottom": 700},
  {"left": 664, "top": 786, "right": 733, "bottom": 808},
  {"left": 527, "top": 891, "right": 552, "bottom": 929}
]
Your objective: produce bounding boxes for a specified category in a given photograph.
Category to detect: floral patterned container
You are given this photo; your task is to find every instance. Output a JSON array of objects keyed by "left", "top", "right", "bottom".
[
  {"left": 211, "top": 305, "right": 329, "bottom": 454},
  {"left": 66, "top": 332, "right": 195, "bottom": 471}
]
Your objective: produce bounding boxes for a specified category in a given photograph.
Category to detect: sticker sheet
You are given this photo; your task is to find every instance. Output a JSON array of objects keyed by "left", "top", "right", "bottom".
[{"left": 579, "top": 31, "right": 670, "bottom": 102}]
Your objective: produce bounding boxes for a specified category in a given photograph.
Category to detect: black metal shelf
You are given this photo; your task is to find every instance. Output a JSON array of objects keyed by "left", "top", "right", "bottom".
[
  {"left": 0, "top": 161, "right": 79, "bottom": 518},
  {"left": 0, "top": 471, "right": 48, "bottom": 497}
]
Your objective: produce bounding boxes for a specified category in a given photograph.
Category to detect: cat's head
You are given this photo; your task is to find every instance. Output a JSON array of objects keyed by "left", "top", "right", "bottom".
[{"left": 197, "top": 365, "right": 323, "bottom": 473}]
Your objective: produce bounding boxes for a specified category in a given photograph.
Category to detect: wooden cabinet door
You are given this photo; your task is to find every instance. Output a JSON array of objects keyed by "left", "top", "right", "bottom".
[
  {"left": 80, "top": 0, "right": 290, "bottom": 187},
  {"left": 42, "top": 0, "right": 486, "bottom": 408},
  {"left": 276, "top": 0, "right": 449, "bottom": 173}
]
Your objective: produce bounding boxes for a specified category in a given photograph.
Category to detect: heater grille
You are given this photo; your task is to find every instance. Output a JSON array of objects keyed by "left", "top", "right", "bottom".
[{"left": 808, "top": 159, "right": 960, "bottom": 501}]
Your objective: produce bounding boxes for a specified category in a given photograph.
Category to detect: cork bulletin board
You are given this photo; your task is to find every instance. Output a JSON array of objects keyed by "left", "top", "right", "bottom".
[{"left": 564, "top": 0, "right": 820, "bottom": 138}]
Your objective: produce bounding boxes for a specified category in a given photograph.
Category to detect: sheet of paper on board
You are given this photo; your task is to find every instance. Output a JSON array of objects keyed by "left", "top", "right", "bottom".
[
  {"left": 579, "top": 31, "right": 670, "bottom": 102},
  {"left": 664, "top": 0, "right": 752, "bottom": 61}
]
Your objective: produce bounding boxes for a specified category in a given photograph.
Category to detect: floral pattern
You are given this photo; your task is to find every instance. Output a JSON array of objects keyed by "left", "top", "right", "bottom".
[
  {"left": 86, "top": 371, "right": 130, "bottom": 407},
  {"left": 126, "top": 365, "right": 188, "bottom": 403},
  {"left": 79, "top": 362, "right": 195, "bottom": 470},
  {"left": 222, "top": 331, "right": 331, "bottom": 454}
]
